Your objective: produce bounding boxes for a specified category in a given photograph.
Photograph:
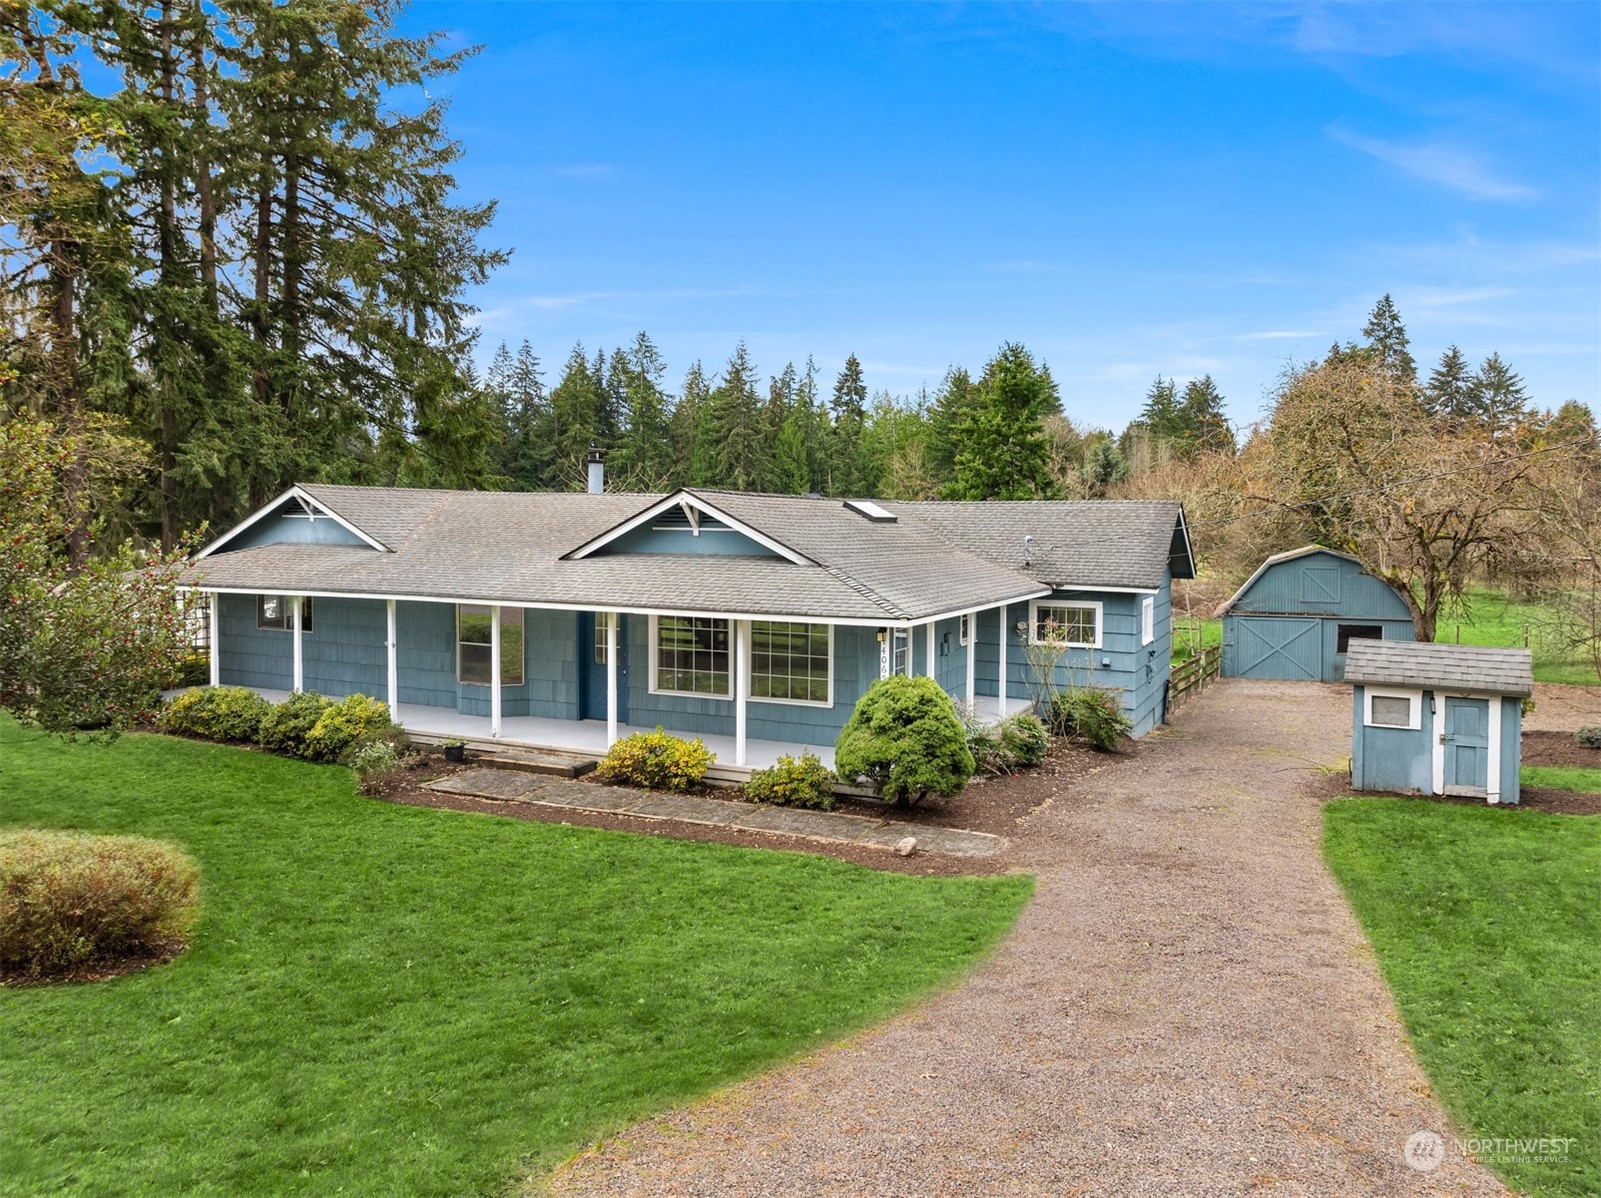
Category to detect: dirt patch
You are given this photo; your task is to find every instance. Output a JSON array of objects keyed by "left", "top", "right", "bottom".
[
  {"left": 1526, "top": 682, "right": 1601, "bottom": 732},
  {"left": 1523, "top": 729, "right": 1601, "bottom": 768},
  {"left": 0, "top": 938, "right": 188, "bottom": 988}
]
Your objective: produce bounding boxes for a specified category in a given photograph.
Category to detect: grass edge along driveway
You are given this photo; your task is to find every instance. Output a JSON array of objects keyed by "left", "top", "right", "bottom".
[
  {"left": 0, "top": 720, "right": 1032, "bottom": 1197},
  {"left": 1324, "top": 797, "right": 1600, "bottom": 1198}
]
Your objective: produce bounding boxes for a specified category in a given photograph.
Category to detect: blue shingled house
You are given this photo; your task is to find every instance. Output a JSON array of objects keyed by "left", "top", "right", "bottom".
[{"left": 185, "top": 475, "right": 1194, "bottom": 775}]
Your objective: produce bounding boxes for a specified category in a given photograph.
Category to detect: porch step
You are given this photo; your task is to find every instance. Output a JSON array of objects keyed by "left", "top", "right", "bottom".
[{"left": 481, "top": 749, "right": 600, "bottom": 779}]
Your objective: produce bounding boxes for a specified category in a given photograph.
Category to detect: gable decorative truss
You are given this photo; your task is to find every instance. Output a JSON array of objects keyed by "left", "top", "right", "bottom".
[
  {"left": 195, "top": 485, "right": 390, "bottom": 558},
  {"left": 563, "top": 491, "right": 814, "bottom": 566}
]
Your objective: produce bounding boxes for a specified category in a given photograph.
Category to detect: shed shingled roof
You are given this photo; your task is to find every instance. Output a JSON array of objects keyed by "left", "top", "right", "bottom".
[
  {"left": 188, "top": 485, "right": 1191, "bottom": 621},
  {"left": 1343, "top": 640, "right": 1534, "bottom": 697}
]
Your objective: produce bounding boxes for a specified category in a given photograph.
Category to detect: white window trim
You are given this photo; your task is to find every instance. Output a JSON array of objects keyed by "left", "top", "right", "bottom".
[
  {"left": 1029, "top": 599, "right": 1103, "bottom": 649},
  {"left": 1141, "top": 596, "right": 1155, "bottom": 646},
  {"left": 958, "top": 613, "right": 971, "bottom": 647},
  {"left": 258, "top": 594, "right": 313, "bottom": 633},
  {"left": 748, "top": 620, "right": 835, "bottom": 709},
  {"left": 1363, "top": 686, "right": 1421, "bottom": 731},
  {"left": 457, "top": 603, "right": 524, "bottom": 687},
  {"left": 648, "top": 614, "right": 733, "bottom": 700}
]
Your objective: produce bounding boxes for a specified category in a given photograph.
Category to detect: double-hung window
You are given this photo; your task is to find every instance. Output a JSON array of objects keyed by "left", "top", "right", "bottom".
[
  {"left": 751, "top": 621, "right": 831, "bottom": 705},
  {"left": 1030, "top": 600, "right": 1101, "bottom": 648},
  {"left": 458, "top": 605, "right": 524, "bottom": 685},
  {"left": 258, "top": 595, "right": 313, "bottom": 632},
  {"left": 653, "top": 616, "right": 730, "bottom": 697}
]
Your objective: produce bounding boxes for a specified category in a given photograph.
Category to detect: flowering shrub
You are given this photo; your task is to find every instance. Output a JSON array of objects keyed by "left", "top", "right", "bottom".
[
  {"left": 745, "top": 751, "right": 837, "bottom": 809},
  {"left": 159, "top": 687, "right": 273, "bottom": 743},
  {"left": 596, "top": 728, "right": 716, "bottom": 791},
  {"left": 0, "top": 829, "right": 200, "bottom": 977},
  {"left": 304, "top": 694, "right": 405, "bottom": 763},
  {"left": 257, "top": 691, "right": 333, "bottom": 757}
]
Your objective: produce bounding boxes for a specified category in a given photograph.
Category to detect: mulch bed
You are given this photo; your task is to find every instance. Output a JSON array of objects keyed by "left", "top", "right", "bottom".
[
  {"left": 0, "top": 939, "right": 188, "bottom": 988},
  {"left": 1307, "top": 764, "right": 1601, "bottom": 816},
  {"left": 1522, "top": 729, "right": 1601, "bottom": 769},
  {"left": 372, "top": 737, "right": 1138, "bottom": 875}
]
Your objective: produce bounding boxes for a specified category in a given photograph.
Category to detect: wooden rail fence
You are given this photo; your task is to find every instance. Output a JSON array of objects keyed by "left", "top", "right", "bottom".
[{"left": 1169, "top": 643, "right": 1222, "bottom": 712}]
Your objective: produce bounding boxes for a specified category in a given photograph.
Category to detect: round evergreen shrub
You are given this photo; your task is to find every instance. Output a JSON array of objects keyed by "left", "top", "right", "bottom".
[
  {"left": 745, "top": 751, "right": 838, "bottom": 809},
  {"left": 834, "top": 675, "right": 975, "bottom": 805},
  {"left": 258, "top": 691, "right": 333, "bottom": 757},
  {"left": 158, "top": 686, "right": 274, "bottom": 743},
  {"left": 303, "top": 694, "right": 406, "bottom": 763},
  {"left": 596, "top": 728, "right": 716, "bottom": 791},
  {"left": 1577, "top": 726, "right": 1601, "bottom": 751},
  {"left": 0, "top": 830, "right": 200, "bottom": 978}
]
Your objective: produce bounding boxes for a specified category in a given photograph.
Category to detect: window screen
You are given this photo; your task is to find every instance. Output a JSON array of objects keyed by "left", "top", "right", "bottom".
[{"left": 1369, "top": 695, "right": 1412, "bottom": 727}]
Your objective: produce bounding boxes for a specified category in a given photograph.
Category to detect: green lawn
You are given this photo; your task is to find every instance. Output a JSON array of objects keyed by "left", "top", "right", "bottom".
[
  {"left": 1444, "top": 587, "right": 1598, "bottom": 686},
  {"left": 1522, "top": 765, "right": 1601, "bottom": 795},
  {"left": 0, "top": 721, "right": 1032, "bottom": 1197},
  {"left": 1324, "top": 799, "right": 1601, "bottom": 1198}
]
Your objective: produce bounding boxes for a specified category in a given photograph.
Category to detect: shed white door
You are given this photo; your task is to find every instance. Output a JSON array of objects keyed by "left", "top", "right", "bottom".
[{"left": 1442, "top": 697, "right": 1490, "bottom": 797}]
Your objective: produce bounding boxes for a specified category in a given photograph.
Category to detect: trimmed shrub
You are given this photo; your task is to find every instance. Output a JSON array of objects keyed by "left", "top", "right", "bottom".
[
  {"left": 350, "top": 740, "right": 406, "bottom": 797},
  {"left": 1577, "top": 726, "right": 1601, "bottom": 750},
  {"left": 835, "top": 675, "right": 975, "bottom": 805},
  {"left": 258, "top": 690, "right": 333, "bottom": 757},
  {"left": 596, "top": 728, "right": 716, "bottom": 791},
  {"left": 1048, "top": 686, "right": 1132, "bottom": 751},
  {"left": 303, "top": 694, "right": 406, "bottom": 763},
  {"left": 746, "top": 751, "right": 838, "bottom": 810},
  {"left": 0, "top": 829, "right": 200, "bottom": 977},
  {"left": 158, "top": 686, "right": 274, "bottom": 744},
  {"left": 998, "top": 712, "right": 1050, "bottom": 768}
]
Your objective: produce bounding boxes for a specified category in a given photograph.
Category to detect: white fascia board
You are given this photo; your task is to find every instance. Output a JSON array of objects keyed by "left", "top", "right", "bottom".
[
  {"left": 563, "top": 491, "right": 813, "bottom": 566},
  {"left": 194, "top": 485, "right": 388, "bottom": 558},
  {"left": 1047, "top": 584, "right": 1161, "bottom": 595},
  {"left": 912, "top": 591, "right": 1052, "bottom": 625}
]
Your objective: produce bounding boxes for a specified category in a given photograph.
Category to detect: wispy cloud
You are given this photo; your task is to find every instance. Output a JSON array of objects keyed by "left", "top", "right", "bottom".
[
  {"left": 475, "top": 286, "right": 768, "bottom": 325},
  {"left": 1328, "top": 127, "right": 1539, "bottom": 202},
  {"left": 1233, "top": 329, "right": 1326, "bottom": 342},
  {"left": 549, "top": 163, "right": 616, "bottom": 179},
  {"left": 984, "top": 259, "right": 1053, "bottom": 274}
]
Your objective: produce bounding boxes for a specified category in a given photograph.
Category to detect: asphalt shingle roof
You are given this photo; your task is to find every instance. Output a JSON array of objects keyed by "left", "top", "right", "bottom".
[
  {"left": 189, "top": 485, "right": 1192, "bottom": 622},
  {"left": 1343, "top": 640, "right": 1534, "bottom": 697}
]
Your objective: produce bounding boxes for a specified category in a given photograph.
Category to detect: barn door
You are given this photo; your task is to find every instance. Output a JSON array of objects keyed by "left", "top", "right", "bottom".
[
  {"left": 1442, "top": 697, "right": 1490, "bottom": 797},
  {"left": 1231, "top": 618, "right": 1321, "bottom": 680}
]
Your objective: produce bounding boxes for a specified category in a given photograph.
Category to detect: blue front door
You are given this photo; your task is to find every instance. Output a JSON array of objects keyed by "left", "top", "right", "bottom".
[
  {"left": 578, "top": 612, "right": 627, "bottom": 723},
  {"left": 1442, "top": 696, "right": 1490, "bottom": 796}
]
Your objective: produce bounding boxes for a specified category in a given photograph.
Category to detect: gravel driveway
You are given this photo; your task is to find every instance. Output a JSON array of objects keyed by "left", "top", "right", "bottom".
[{"left": 545, "top": 680, "right": 1510, "bottom": 1197}]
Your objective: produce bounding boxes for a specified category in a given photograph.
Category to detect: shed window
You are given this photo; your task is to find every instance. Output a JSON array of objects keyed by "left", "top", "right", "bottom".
[
  {"left": 258, "top": 595, "right": 313, "bottom": 633},
  {"left": 1030, "top": 600, "right": 1101, "bottom": 648},
  {"left": 1337, "top": 624, "right": 1383, "bottom": 654},
  {"left": 653, "top": 616, "right": 730, "bottom": 697},
  {"left": 1141, "top": 596, "right": 1155, "bottom": 646},
  {"left": 751, "top": 621, "right": 831, "bottom": 705},
  {"left": 458, "top": 605, "right": 524, "bottom": 686},
  {"left": 1363, "top": 688, "right": 1421, "bottom": 730}
]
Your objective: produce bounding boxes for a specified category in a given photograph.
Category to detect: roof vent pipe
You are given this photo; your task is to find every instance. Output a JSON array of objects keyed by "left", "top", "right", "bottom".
[
  {"left": 1023, "top": 535, "right": 1036, "bottom": 567},
  {"left": 586, "top": 444, "right": 607, "bottom": 495}
]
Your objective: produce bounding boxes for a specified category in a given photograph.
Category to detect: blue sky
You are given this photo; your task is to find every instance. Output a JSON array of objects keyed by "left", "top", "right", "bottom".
[{"left": 402, "top": 1, "right": 1600, "bottom": 432}]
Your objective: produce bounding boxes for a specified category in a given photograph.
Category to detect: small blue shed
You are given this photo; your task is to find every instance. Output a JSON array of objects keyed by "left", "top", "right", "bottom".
[
  {"left": 1344, "top": 640, "right": 1532, "bottom": 805},
  {"left": 1216, "top": 547, "right": 1416, "bottom": 682}
]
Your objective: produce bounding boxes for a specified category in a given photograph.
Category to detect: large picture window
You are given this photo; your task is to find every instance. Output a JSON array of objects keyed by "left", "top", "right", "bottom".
[
  {"left": 1030, "top": 600, "right": 1101, "bottom": 648},
  {"left": 751, "top": 621, "right": 831, "bottom": 705},
  {"left": 653, "top": 616, "right": 730, "bottom": 697},
  {"left": 258, "top": 595, "right": 313, "bottom": 632},
  {"left": 458, "top": 605, "right": 524, "bottom": 685}
]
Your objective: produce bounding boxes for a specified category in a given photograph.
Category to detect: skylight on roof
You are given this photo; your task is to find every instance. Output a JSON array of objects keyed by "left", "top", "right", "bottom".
[{"left": 843, "top": 499, "right": 897, "bottom": 523}]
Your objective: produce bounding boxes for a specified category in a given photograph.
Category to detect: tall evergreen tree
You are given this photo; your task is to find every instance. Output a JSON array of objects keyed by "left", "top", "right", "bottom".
[
  {"left": 485, "top": 340, "right": 547, "bottom": 487},
  {"left": 610, "top": 331, "right": 674, "bottom": 489},
  {"left": 1179, "top": 374, "right": 1235, "bottom": 454},
  {"left": 547, "top": 345, "right": 609, "bottom": 488},
  {"left": 1081, "top": 433, "right": 1129, "bottom": 497},
  {"left": 827, "top": 353, "right": 869, "bottom": 495},
  {"left": 925, "top": 366, "right": 977, "bottom": 481},
  {"left": 672, "top": 361, "right": 713, "bottom": 485},
  {"left": 944, "top": 343, "right": 1059, "bottom": 500},
  {"left": 1424, "top": 344, "right": 1473, "bottom": 420},
  {"left": 1139, "top": 376, "right": 1182, "bottom": 438},
  {"left": 1360, "top": 293, "right": 1416, "bottom": 384},
  {"left": 700, "top": 343, "right": 768, "bottom": 491},
  {"left": 1468, "top": 353, "right": 1530, "bottom": 429}
]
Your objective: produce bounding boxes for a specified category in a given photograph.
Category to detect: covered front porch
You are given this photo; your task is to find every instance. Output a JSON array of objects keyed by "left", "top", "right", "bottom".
[{"left": 231, "top": 688, "right": 1033, "bottom": 780}]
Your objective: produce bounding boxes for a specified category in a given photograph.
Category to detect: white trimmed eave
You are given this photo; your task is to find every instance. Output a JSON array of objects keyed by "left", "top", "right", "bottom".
[
  {"left": 179, "top": 583, "right": 1052, "bottom": 630},
  {"left": 194, "top": 485, "right": 389, "bottom": 558},
  {"left": 1048, "top": 583, "right": 1161, "bottom": 595},
  {"left": 562, "top": 491, "right": 814, "bottom": 567}
]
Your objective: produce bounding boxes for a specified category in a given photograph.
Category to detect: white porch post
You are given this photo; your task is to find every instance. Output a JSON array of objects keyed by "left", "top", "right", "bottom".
[
  {"left": 208, "top": 592, "right": 221, "bottom": 687},
  {"left": 734, "top": 618, "right": 749, "bottom": 767},
  {"left": 385, "top": 599, "right": 398, "bottom": 714},
  {"left": 291, "top": 596, "right": 304, "bottom": 693},
  {"left": 997, "top": 602, "right": 1008, "bottom": 713},
  {"left": 1487, "top": 694, "right": 1503, "bottom": 804},
  {"left": 966, "top": 610, "right": 977, "bottom": 706},
  {"left": 490, "top": 604, "right": 502, "bottom": 739},
  {"left": 925, "top": 621, "right": 935, "bottom": 678},
  {"left": 903, "top": 626, "right": 914, "bottom": 678},
  {"left": 606, "top": 610, "right": 619, "bottom": 748}
]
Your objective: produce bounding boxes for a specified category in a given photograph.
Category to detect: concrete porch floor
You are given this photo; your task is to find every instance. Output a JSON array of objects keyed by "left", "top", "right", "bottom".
[{"left": 203, "top": 688, "right": 1034, "bottom": 780}]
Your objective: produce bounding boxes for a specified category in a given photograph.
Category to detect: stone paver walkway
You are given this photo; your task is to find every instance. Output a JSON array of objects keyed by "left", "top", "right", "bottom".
[
  {"left": 427, "top": 768, "right": 1004, "bottom": 858},
  {"left": 545, "top": 680, "right": 1511, "bottom": 1197}
]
